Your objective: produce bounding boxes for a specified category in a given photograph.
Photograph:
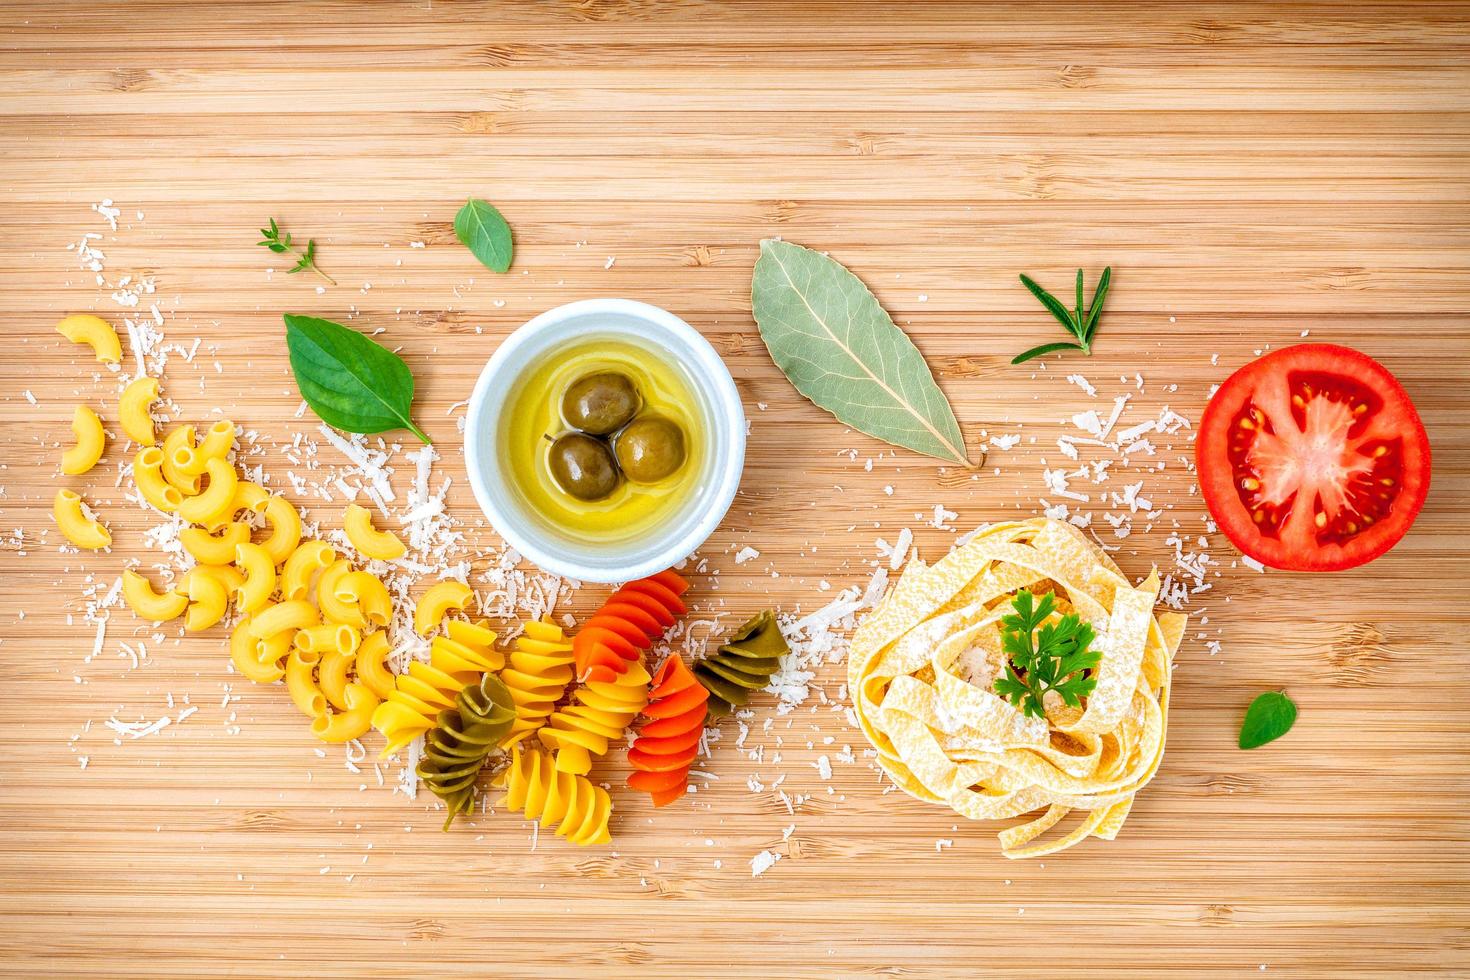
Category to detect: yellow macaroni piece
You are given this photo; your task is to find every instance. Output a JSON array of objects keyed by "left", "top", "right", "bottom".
[
  {"left": 342, "top": 503, "right": 406, "bottom": 560},
  {"left": 62, "top": 405, "right": 106, "bottom": 475},
  {"left": 233, "top": 542, "right": 276, "bottom": 613},
  {"left": 178, "top": 457, "right": 238, "bottom": 525},
  {"left": 280, "top": 540, "right": 335, "bottom": 601},
  {"left": 178, "top": 567, "right": 229, "bottom": 632},
  {"left": 540, "top": 660, "right": 651, "bottom": 776},
  {"left": 227, "top": 481, "right": 271, "bottom": 520},
  {"left": 317, "top": 645, "right": 358, "bottom": 710},
  {"left": 118, "top": 376, "right": 160, "bottom": 446},
  {"left": 53, "top": 489, "right": 110, "bottom": 550},
  {"left": 195, "top": 419, "right": 236, "bottom": 463},
  {"left": 494, "top": 745, "right": 613, "bottom": 847},
  {"left": 370, "top": 620, "right": 501, "bottom": 757},
  {"left": 285, "top": 647, "right": 326, "bottom": 718},
  {"left": 249, "top": 598, "right": 320, "bottom": 639},
  {"left": 354, "top": 632, "right": 395, "bottom": 700},
  {"left": 311, "top": 683, "right": 379, "bottom": 744},
  {"left": 335, "top": 570, "right": 391, "bottom": 628},
  {"left": 230, "top": 616, "right": 285, "bottom": 684},
  {"left": 180, "top": 522, "right": 249, "bottom": 565},
  {"left": 133, "top": 447, "right": 182, "bottom": 513},
  {"left": 160, "top": 425, "right": 201, "bottom": 494},
  {"left": 414, "top": 579, "right": 474, "bottom": 634},
  {"left": 56, "top": 313, "right": 121, "bottom": 363},
  {"left": 848, "top": 518, "right": 1187, "bottom": 860},
  {"left": 317, "top": 559, "right": 366, "bottom": 629},
  {"left": 259, "top": 495, "right": 302, "bottom": 566},
  {"left": 499, "top": 620, "right": 576, "bottom": 747},
  {"left": 122, "top": 569, "right": 188, "bottom": 622},
  {"left": 294, "top": 622, "right": 360, "bottom": 656}
]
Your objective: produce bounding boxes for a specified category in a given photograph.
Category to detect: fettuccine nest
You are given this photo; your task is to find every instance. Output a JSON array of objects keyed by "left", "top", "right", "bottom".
[{"left": 849, "top": 518, "right": 1186, "bottom": 859}]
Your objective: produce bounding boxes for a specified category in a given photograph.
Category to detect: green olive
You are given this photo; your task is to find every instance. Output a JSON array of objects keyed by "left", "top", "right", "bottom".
[
  {"left": 547, "top": 433, "right": 620, "bottom": 501},
  {"left": 613, "top": 416, "right": 687, "bottom": 483},
  {"left": 562, "top": 372, "right": 640, "bottom": 436}
]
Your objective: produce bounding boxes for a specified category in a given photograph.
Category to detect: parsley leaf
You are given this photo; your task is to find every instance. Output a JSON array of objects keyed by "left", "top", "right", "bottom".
[{"left": 993, "top": 589, "right": 1101, "bottom": 718}]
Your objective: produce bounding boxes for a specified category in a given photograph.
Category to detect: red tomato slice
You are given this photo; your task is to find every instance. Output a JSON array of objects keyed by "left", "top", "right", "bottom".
[{"left": 1197, "top": 344, "right": 1430, "bottom": 571}]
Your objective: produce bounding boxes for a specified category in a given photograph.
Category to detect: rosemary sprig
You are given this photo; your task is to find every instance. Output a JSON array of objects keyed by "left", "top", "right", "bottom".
[
  {"left": 257, "top": 218, "right": 336, "bottom": 286},
  {"left": 1012, "top": 266, "right": 1111, "bottom": 364}
]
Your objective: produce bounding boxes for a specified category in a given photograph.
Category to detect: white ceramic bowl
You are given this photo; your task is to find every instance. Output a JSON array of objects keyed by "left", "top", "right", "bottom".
[{"left": 464, "top": 298, "right": 746, "bottom": 583}]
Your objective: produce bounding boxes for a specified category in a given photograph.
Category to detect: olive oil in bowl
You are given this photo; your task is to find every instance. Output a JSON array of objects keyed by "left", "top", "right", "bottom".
[{"left": 499, "top": 336, "right": 706, "bottom": 545}]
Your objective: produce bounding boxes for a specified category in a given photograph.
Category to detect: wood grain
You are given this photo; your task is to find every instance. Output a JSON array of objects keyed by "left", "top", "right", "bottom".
[{"left": 1, "top": 2, "right": 1468, "bottom": 977}]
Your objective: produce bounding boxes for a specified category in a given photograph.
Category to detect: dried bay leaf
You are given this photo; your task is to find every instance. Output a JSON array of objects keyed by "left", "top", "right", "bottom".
[{"left": 751, "top": 239, "right": 971, "bottom": 466}]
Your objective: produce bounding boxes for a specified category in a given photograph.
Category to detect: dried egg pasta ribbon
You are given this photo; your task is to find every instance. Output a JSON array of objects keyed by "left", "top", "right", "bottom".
[{"left": 849, "top": 518, "right": 1186, "bottom": 859}]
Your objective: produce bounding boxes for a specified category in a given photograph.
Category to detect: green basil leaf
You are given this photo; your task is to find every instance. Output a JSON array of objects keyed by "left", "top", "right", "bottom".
[
  {"left": 1238, "top": 691, "right": 1297, "bottom": 749},
  {"left": 751, "top": 239, "right": 970, "bottom": 466},
  {"left": 454, "top": 198, "right": 513, "bottom": 273},
  {"left": 283, "top": 314, "right": 430, "bottom": 444}
]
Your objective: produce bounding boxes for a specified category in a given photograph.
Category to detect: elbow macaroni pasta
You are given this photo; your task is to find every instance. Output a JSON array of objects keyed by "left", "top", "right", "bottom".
[
  {"left": 336, "top": 570, "right": 392, "bottom": 628},
  {"left": 122, "top": 569, "right": 188, "bottom": 622},
  {"left": 414, "top": 579, "right": 474, "bottom": 634},
  {"left": 160, "top": 425, "right": 201, "bottom": 494},
  {"left": 354, "top": 632, "right": 395, "bottom": 700},
  {"left": 280, "top": 540, "right": 335, "bottom": 601},
  {"left": 285, "top": 648, "right": 327, "bottom": 718},
  {"left": 55, "top": 313, "right": 121, "bottom": 363},
  {"left": 310, "top": 683, "right": 378, "bottom": 744},
  {"left": 232, "top": 542, "right": 276, "bottom": 613},
  {"left": 230, "top": 616, "right": 286, "bottom": 684},
  {"left": 118, "top": 376, "right": 160, "bottom": 446},
  {"left": 178, "top": 567, "right": 230, "bottom": 632},
  {"left": 343, "top": 504, "right": 406, "bottom": 560},
  {"left": 317, "top": 559, "right": 366, "bottom": 628},
  {"left": 259, "top": 495, "right": 302, "bottom": 565},
  {"left": 62, "top": 405, "right": 105, "bottom": 475},
  {"left": 177, "top": 457, "right": 238, "bottom": 525},
  {"left": 180, "top": 522, "right": 249, "bottom": 565},
  {"left": 133, "top": 447, "right": 182, "bottom": 513},
  {"left": 249, "top": 599, "right": 320, "bottom": 639},
  {"left": 53, "top": 489, "right": 111, "bottom": 550}
]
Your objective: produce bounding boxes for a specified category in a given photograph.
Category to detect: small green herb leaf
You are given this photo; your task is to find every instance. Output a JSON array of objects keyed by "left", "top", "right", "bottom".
[
  {"left": 1084, "top": 266, "right": 1112, "bottom": 342},
  {"left": 257, "top": 218, "right": 334, "bottom": 285},
  {"left": 1019, "top": 273, "right": 1080, "bottom": 337},
  {"left": 993, "top": 588, "right": 1100, "bottom": 719},
  {"left": 1238, "top": 691, "right": 1296, "bottom": 749},
  {"left": 1016, "top": 267, "right": 1112, "bottom": 361},
  {"left": 284, "top": 314, "right": 429, "bottom": 444},
  {"left": 454, "top": 198, "right": 514, "bottom": 273},
  {"left": 1011, "top": 341, "right": 1084, "bottom": 365}
]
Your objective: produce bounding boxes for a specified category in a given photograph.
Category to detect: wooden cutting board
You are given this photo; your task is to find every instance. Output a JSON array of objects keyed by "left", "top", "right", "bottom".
[{"left": 1, "top": 3, "right": 1467, "bottom": 977}]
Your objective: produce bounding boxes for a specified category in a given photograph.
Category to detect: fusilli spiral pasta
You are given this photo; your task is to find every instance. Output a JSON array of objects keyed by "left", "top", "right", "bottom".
[
  {"left": 499, "top": 619, "right": 576, "bottom": 747},
  {"left": 628, "top": 653, "right": 709, "bottom": 807},
  {"left": 693, "top": 609, "right": 787, "bottom": 717},
  {"left": 539, "top": 661, "right": 651, "bottom": 775},
  {"left": 417, "top": 673, "right": 517, "bottom": 829},
  {"left": 571, "top": 569, "right": 688, "bottom": 683},
  {"left": 370, "top": 619, "right": 503, "bottom": 756},
  {"left": 495, "top": 745, "right": 613, "bottom": 846}
]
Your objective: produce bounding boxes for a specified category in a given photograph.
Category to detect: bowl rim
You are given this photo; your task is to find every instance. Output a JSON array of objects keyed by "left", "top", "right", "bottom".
[{"left": 464, "top": 298, "right": 746, "bottom": 583}]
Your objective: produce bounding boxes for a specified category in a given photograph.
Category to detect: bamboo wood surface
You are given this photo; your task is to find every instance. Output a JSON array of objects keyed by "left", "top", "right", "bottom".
[{"left": 1, "top": 2, "right": 1468, "bottom": 977}]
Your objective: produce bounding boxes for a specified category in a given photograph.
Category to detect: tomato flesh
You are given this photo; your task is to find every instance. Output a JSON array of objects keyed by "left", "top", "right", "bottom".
[{"left": 1198, "top": 344, "right": 1430, "bottom": 571}]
